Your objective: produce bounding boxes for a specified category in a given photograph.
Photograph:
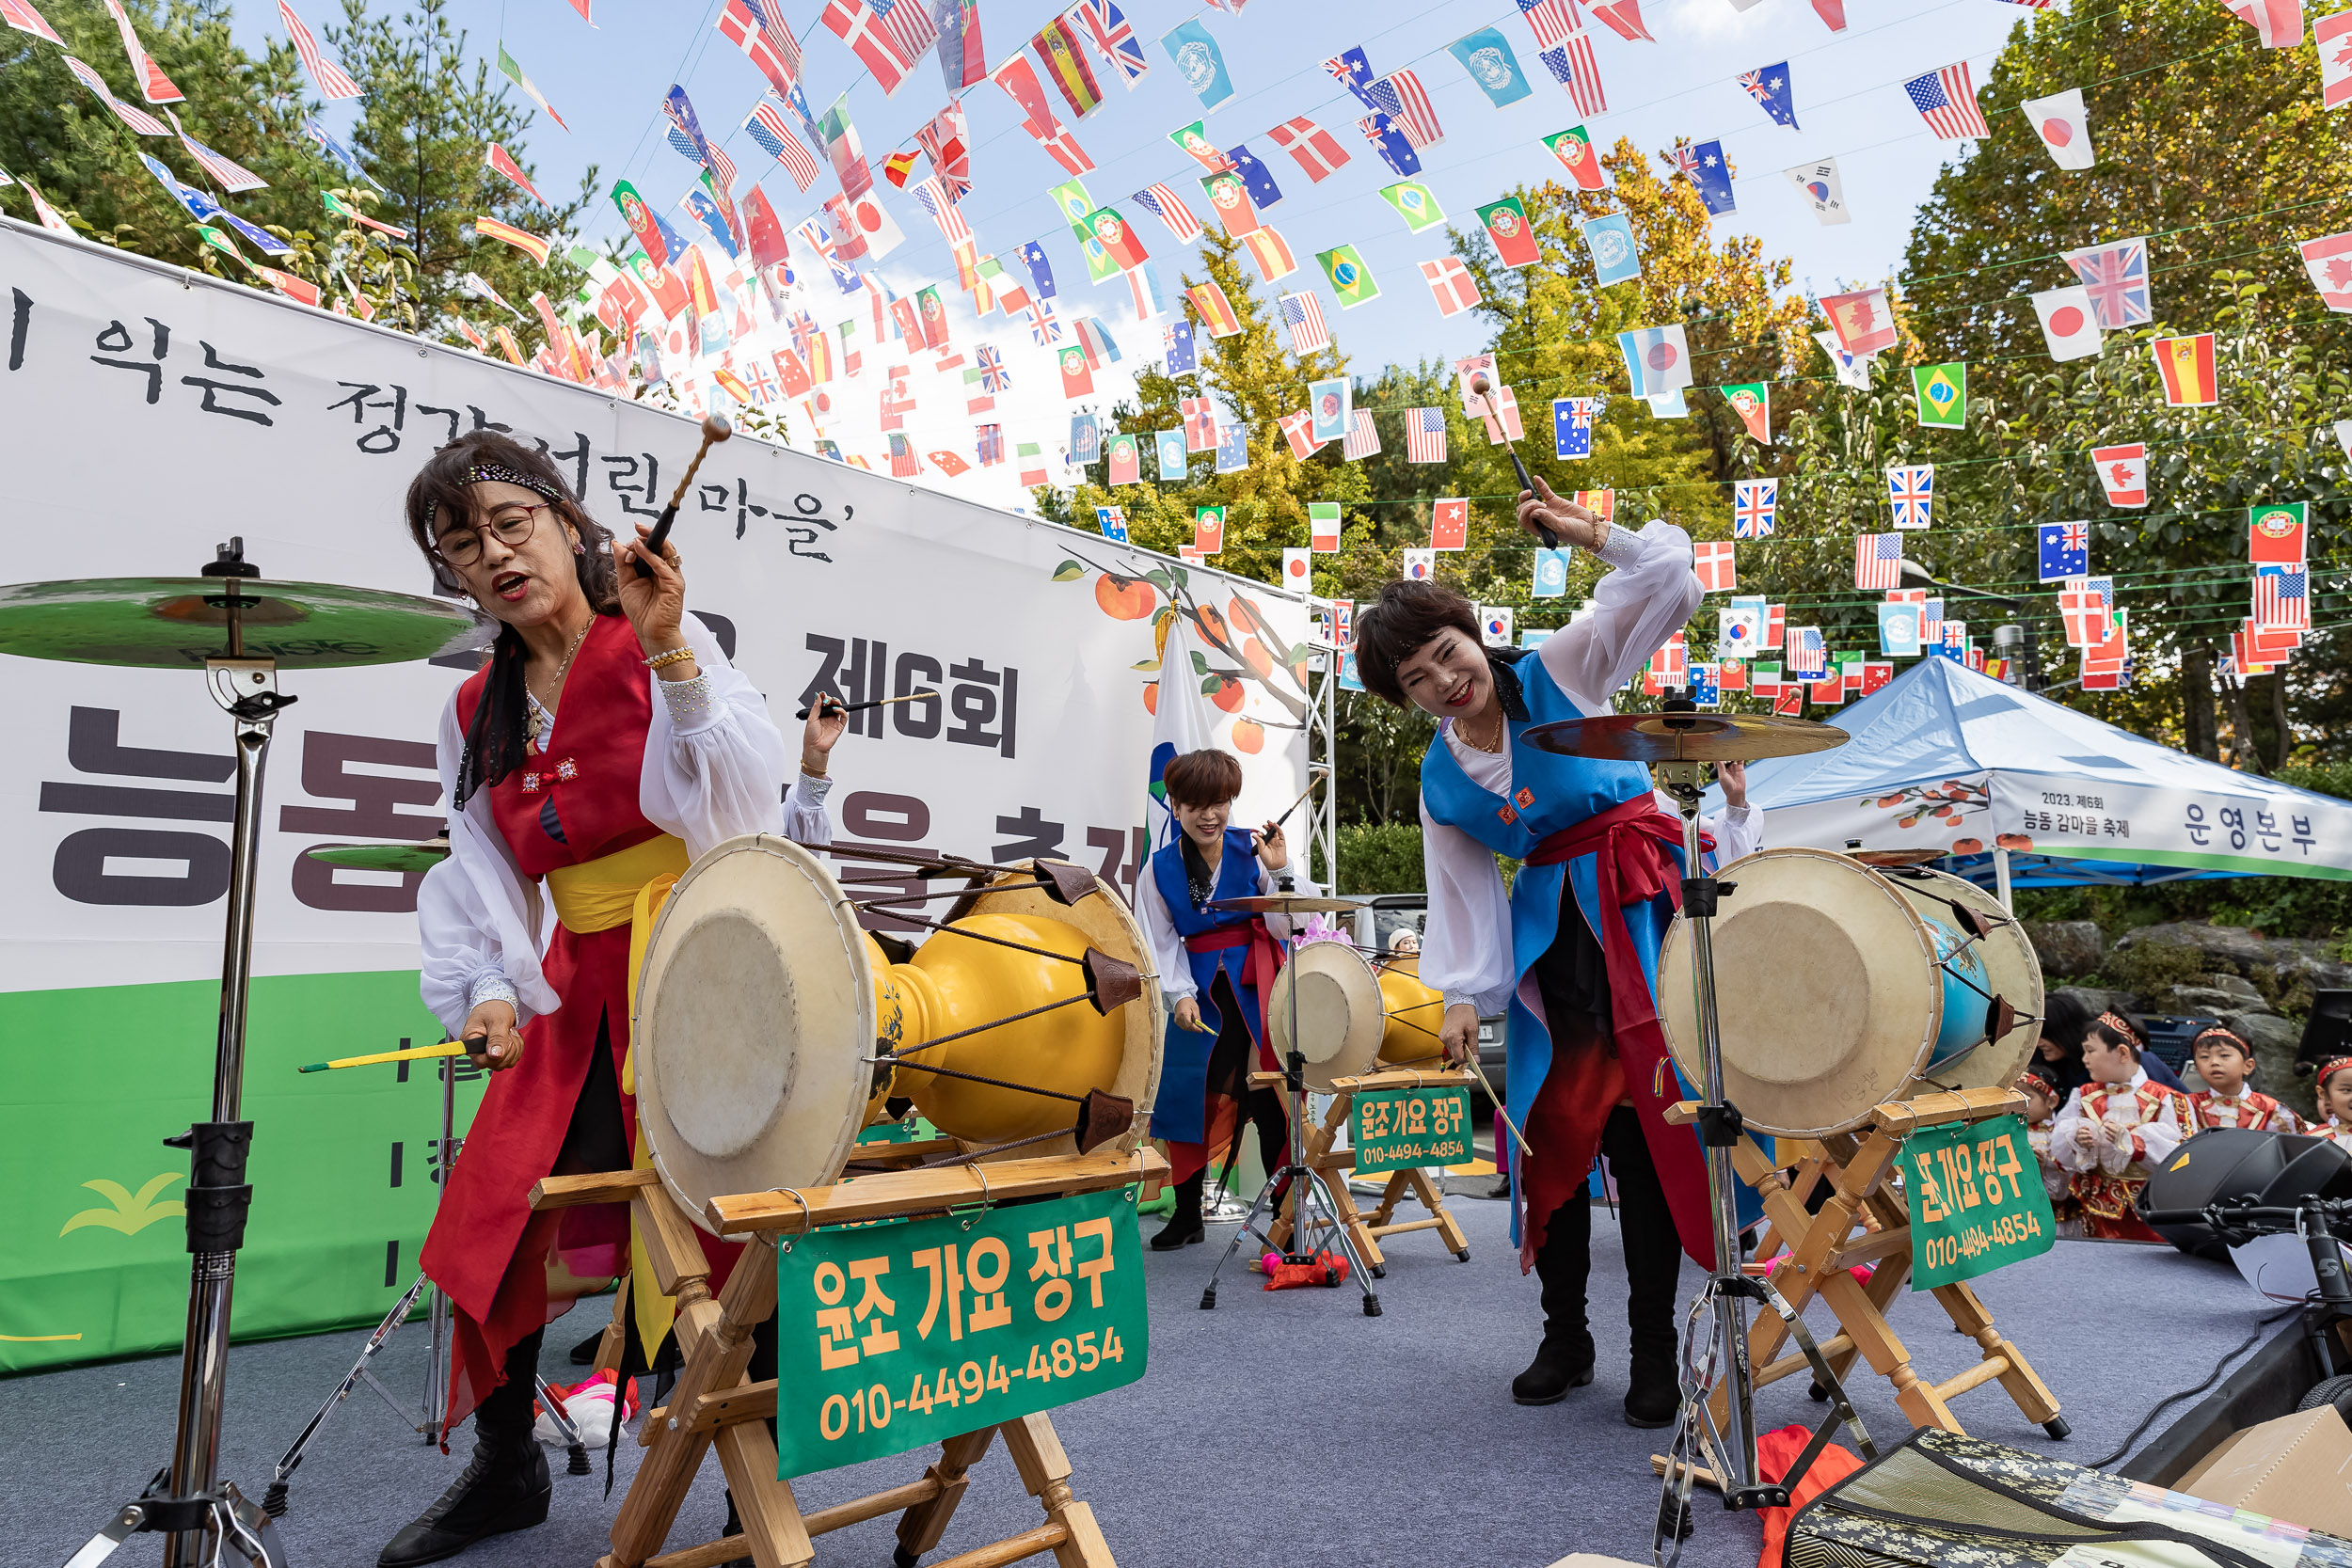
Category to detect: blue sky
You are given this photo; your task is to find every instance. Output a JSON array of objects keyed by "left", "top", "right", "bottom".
[{"left": 239, "top": 0, "right": 2041, "bottom": 502}]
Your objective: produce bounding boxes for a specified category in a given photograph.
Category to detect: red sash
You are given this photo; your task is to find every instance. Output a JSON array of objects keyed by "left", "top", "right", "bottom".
[{"left": 1185, "top": 919, "right": 1282, "bottom": 1005}]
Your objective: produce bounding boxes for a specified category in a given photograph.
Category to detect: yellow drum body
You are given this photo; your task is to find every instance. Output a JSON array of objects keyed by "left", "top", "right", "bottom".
[
  {"left": 897, "top": 912, "right": 1125, "bottom": 1144},
  {"left": 864, "top": 934, "right": 901, "bottom": 1126},
  {"left": 1376, "top": 957, "right": 1446, "bottom": 1068}
]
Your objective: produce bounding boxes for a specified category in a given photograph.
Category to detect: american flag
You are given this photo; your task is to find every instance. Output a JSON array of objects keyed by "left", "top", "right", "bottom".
[
  {"left": 743, "top": 0, "right": 804, "bottom": 81},
  {"left": 278, "top": 0, "right": 361, "bottom": 98},
  {"left": 745, "top": 99, "right": 821, "bottom": 190},
  {"left": 1281, "top": 292, "right": 1331, "bottom": 353},
  {"left": 913, "top": 177, "right": 971, "bottom": 245},
  {"left": 1267, "top": 116, "right": 1351, "bottom": 182},
  {"left": 1132, "top": 182, "right": 1204, "bottom": 241},
  {"left": 1886, "top": 464, "right": 1933, "bottom": 530},
  {"left": 1343, "top": 408, "right": 1381, "bottom": 458},
  {"left": 1406, "top": 406, "right": 1448, "bottom": 463},
  {"left": 170, "top": 110, "right": 267, "bottom": 191},
  {"left": 63, "top": 56, "right": 168, "bottom": 135},
  {"left": 667, "top": 128, "right": 740, "bottom": 193},
  {"left": 2062, "top": 239, "right": 2153, "bottom": 328},
  {"left": 1420, "top": 257, "right": 1481, "bottom": 316},
  {"left": 977, "top": 343, "right": 1009, "bottom": 391},
  {"left": 889, "top": 433, "right": 922, "bottom": 477},
  {"left": 1517, "top": 0, "right": 1584, "bottom": 49},
  {"left": 1854, "top": 532, "right": 1902, "bottom": 591},
  {"left": 1789, "top": 626, "right": 1826, "bottom": 679},
  {"left": 2254, "top": 564, "right": 2311, "bottom": 628},
  {"left": 1541, "top": 39, "right": 1606, "bottom": 117},
  {"left": 977, "top": 422, "right": 1005, "bottom": 466},
  {"left": 1369, "top": 71, "right": 1443, "bottom": 148},
  {"left": 1733, "top": 478, "right": 1777, "bottom": 538},
  {"left": 1074, "top": 0, "right": 1150, "bottom": 85},
  {"left": 869, "top": 0, "right": 939, "bottom": 69},
  {"left": 1901, "top": 63, "right": 1988, "bottom": 140}
]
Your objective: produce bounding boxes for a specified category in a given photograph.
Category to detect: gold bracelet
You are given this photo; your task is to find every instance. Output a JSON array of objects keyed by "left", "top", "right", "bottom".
[{"left": 644, "top": 646, "right": 695, "bottom": 670}]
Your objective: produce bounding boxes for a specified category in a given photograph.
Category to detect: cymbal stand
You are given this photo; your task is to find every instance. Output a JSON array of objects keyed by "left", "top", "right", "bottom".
[
  {"left": 69, "top": 543, "right": 295, "bottom": 1568},
  {"left": 1197, "top": 914, "right": 1381, "bottom": 1317},
  {"left": 1651, "top": 713, "right": 1867, "bottom": 1567}
]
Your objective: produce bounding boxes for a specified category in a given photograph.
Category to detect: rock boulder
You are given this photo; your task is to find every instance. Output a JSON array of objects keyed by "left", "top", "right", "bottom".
[{"left": 2026, "top": 920, "right": 2104, "bottom": 978}]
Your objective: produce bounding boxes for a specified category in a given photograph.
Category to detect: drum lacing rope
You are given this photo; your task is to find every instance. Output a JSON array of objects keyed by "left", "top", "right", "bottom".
[
  {"left": 845, "top": 909, "right": 1091, "bottom": 968},
  {"left": 921, "top": 1127, "right": 1091, "bottom": 1168},
  {"left": 876, "top": 992, "right": 1104, "bottom": 1060},
  {"left": 849, "top": 879, "right": 1058, "bottom": 911},
  {"left": 769, "top": 1187, "right": 813, "bottom": 1254},
  {"left": 882, "top": 1056, "right": 1089, "bottom": 1101}
]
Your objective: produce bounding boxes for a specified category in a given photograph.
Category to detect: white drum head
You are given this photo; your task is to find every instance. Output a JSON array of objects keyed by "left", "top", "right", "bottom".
[{"left": 1268, "top": 941, "right": 1385, "bottom": 1093}]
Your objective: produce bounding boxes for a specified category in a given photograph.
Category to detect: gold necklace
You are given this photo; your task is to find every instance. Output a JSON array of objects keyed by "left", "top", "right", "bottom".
[
  {"left": 1462, "top": 702, "right": 1507, "bottom": 753},
  {"left": 526, "top": 620, "right": 593, "bottom": 743}
]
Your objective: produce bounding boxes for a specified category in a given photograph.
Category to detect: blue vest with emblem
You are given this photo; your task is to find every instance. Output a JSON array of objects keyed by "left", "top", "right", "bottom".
[{"left": 1147, "top": 827, "right": 1265, "bottom": 1144}]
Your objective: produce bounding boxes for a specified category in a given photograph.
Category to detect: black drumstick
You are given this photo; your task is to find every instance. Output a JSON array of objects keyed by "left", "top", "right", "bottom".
[
  {"left": 794, "top": 689, "right": 938, "bottom": 721},
  {"left": 633, "top": 415, "right": 732, "bottom": 579},
  {"left": 1471, "top": 371, "right": 1558, "bottom": 548}
]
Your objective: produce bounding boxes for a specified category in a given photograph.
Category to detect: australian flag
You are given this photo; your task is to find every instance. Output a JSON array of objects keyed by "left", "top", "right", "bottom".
[
  {"left": 1552, "top": 396, "right": 1593, "bottom": 459},
  {"left": 1216, "top": 417, "right": 1249, "bottom": 474},
  {"left": 1682, "top": 138, "right": 1736, "bottom": 215},
  {"left": 1738, "top": 62, "right": 1798, "bottom": 129},
  {"left": 681, "top": 190, "right": 739, "bottom": 259},
  {"left": 1020, "top": 240, "right": 1057, "bottom": 300},
  {"left": 2037, "top": 519, "right": 2089, "bottom": 582},
  {"left": 1325, "top": 45, "right": 1377, "bottom": 106},
  {"left": 1227, "top": 145, "right": 1285, "bottom": 211},
  {"left": 1355, "top": 113, "right": 1420, "bottom": 177},
  {"left": 1165, "top": 317, "right": 1197, "bottom": 374}
]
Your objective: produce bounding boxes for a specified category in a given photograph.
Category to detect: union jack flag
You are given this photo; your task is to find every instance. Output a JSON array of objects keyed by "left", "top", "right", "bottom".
[
  {"left": 1886, "top": 463, "right": 1933, "bottom": 530},
  {"left": 1074, "top": 0, "right": 1150, "bottom": 85},
  {"left": 2254, "top": 564, "right": 2310, "bottom": 628},
  {"left": 743, "top": 357, "right": 779, "bottom": 404},
  {"left": 1132, "top": 182, "right": 1204, "bottom": 241},
  {"left": 976, "top": 422, "right": 1005, "bottom": 466},
  {"left": 977, "top": 343, "right": 1009, "bottom": 391},
  {"left": 1855, "top": 532, "right": 1902, "bottom": 592},
  {"left": 915, "top": 103, "right": 971, "bottom": 198},
  {"left": 1733, "top": 478, "right": 1777, "bottom": 538},
  {"left": 1029, "top": 299, "right": 1061, "bottom": 344},
  {"left": 1517, "top": 0, "right": 1583, "bottom": 49},
  {"left": 2061, "top": 238, "right": 2152, "bottom": 328},
  {"left": 1343, "top": 408, "right": 1381, "bottom": 458},
  {"left": 745, "top": 98, "right": 820, "bottom": 190},
  {"left": 1406, "top": 405, "right": 1447, "bottom": 464},
  {"left": 1280, "top": 293, "right": 1330, "bottom": 353}
]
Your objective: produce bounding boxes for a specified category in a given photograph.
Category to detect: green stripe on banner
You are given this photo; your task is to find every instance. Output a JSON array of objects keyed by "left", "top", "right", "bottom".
[
  {"left": 2046, "top": 844, "right": 2352, "bottom": 881},
  {"left": 0, "top": 971, "right": 481, "bottom": 1373}
]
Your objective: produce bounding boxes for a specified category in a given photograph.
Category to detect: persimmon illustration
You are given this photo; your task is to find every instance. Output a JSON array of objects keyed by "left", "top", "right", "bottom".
[
  {"left": 1241, "top": 636, "right": 1274, "bottom": 677},
  {"left": 1143, "top": 682, "right": 1158, "bottom": 716},
  {"left": 1950, "top": 836, "right": 1985, "bottom": 854},
  {"left": 1095, "top": 574, "right": 1156, "bottom": 620},
  {"left": 1206, "top": 674, "right": 1245, "bottom": 713},
  {"left": 1995, "top": 832, "right": 2035, "bottom": 851},
  {"left": 1232, "top": 719, "right": 1265, "bottom": 753},
  {"left": 1197, "top": 603, "right": 1231, "bottom": 647}
]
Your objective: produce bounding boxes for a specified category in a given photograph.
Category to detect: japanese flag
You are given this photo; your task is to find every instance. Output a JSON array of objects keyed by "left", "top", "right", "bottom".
[
  {"left": 844, "top": 191, "right": 906, "bottom": 259},
  {"left": 2019, "top": 88, "right": 2093, "bottom": 170},
  {"left": 2031, "top": 285, "right": 2103, "bottom": 361},
  {"left": 1281, "top": 547, "right": 1313, "bottom": 591}
]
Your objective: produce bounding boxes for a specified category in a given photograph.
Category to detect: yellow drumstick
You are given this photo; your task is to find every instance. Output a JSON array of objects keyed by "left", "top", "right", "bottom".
[{"left": 297, "top": 1039, "right": 472, "bottom": 1074}]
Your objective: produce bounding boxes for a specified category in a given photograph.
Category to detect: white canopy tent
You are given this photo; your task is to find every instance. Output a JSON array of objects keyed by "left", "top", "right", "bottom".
[{"left": 1708, "top": 657, "right": 2352, "bottom": 901}]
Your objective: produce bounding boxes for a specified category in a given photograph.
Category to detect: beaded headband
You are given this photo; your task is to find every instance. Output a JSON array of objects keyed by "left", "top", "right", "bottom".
[
  {"left": 462, "top": 462, "right": 563, "bottom": 500},
  {"left": 2094, "top": 1010, "right": 2142, "bottom": 1046},
  {"left": 2320, "top": 1056, "right": 2352, "bottom": 1087},
  {"left": 2016, "top": 1071, "right": 2056, "bottom": 1099},
  {"left": 2190, "top": 1025, "right": 2250, "bottom": 1054}
]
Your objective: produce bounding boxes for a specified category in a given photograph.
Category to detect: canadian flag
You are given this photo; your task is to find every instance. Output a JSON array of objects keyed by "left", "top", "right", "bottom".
[
  {"left": 2299, "top": 230, "right": 2352, "bottom": 312},
  {"left": 2019, "top": 88, "right": 2094, "bottom": 170},
  {"left": 2321, "top": 11, "right": 2352, "bottom": 109},
  {"left": 2226, "top": 0, "right": 2305, "bottom": 48},
  {"left": 1693, "top": 540, "right": 1737, "bottom": 593},
  {"left": 2031, "top": 285, "right": 2103, "bottom": 361},
  {"left": 2090, "top": 443, "right": 2147, "bottom": 508}
]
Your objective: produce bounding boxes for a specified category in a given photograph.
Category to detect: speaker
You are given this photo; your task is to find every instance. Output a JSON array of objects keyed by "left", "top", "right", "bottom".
[
  {"left": 2139, "top": 1129, "right": 2352, "bottom": 1259},
  {"left": 2296, "top": 990, "right": 2352, "bottom": 1079}
]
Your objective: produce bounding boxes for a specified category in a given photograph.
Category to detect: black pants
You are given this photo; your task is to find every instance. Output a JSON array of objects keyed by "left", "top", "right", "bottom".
[{"left": 1534, "top": 1105, "right": 1684, "bottom": 1364}]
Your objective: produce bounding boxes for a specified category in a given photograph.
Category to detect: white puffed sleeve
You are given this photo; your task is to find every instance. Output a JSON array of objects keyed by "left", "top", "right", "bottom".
[
  {"left": 418, "top": 694, "right": 552, "bottom": 1036},
  {"left": 639, "top": 613, "right": 792, "bottom": 858},
  {"left": 1135, "top": 856, "right": 1196, "bottom": 1004},
  {"left": 2050, "top": 1088, "right": 2096, "bottom": 1174},
  {"left": 1536, "top": 518, "right": 1704, "bottom": 714},
  {"left": 784, "top": 771, "right": 834, "bottom": 847},
  {"left": 1419, "top": 798, "right": 1517, "bottom": 1019},
  {"left": 1712, "top": 805, "right": 1763, "bottom": 864}
]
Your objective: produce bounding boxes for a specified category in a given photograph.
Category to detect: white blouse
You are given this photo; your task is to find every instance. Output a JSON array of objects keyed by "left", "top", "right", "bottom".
[
  {"left": 1135, "top": 841, "right": 1322, "bottom": 1003},
  {"left": 417, "top": 613, "right": 827, "bottom": 1036},
  {"left": 1419, "top": 519, "right": 1705, "bottom": 1018},
  {"left": 1649, "top": 793, "right": 1763, "bottom": 873}
]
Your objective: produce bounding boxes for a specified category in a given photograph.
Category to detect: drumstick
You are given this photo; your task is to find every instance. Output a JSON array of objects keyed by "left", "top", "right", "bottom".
[
  {"left": 297, "top": 1039, "right": 472, "bottom": 1074},
  {"left": 794, "top": 689, "right": 938, "bottom": 721},
  {"left": 1471, "top": 372, "right": 1557, "bottom": 548},
  {"left": 632, "top": 414, "right": 732, "bottom": 580},
  {"left": 1465, "top": 1055, "right": 1534, "bottom": 1157}
]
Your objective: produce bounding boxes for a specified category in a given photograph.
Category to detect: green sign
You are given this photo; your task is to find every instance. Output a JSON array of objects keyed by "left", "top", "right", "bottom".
[
  {"left": 774, "top": 1186, "right": 1148, "bottom": 1477},
  {"left": 1903, "top": 1114, "right": 2055, "bottom": 1289},
  {"left": 1351, "top": 1087, "right": 1472, "bottom": 1175}
]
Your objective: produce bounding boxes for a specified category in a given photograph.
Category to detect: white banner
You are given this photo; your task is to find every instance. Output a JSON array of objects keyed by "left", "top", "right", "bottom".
[{"left": 0, "top": 221, "right": 1311, "bottom": 997}]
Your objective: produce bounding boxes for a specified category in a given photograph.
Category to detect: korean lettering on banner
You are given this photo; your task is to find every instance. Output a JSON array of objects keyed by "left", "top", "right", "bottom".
[
  {"left": 821, "top": 788, "right": 1148, "bottom": 936},
  {"left": 2181, "top": 800, "right": 2316, "bottom": 857},
  {"left": 1351, "top": 1087, "right": 1471, "bottom": 1175},
  {"left": 1903, "top": 1114, "right": 2055, "bottom": 1290},
  {"left": 774, "top": 1186, "right": 1148, "bottom": 1477}
]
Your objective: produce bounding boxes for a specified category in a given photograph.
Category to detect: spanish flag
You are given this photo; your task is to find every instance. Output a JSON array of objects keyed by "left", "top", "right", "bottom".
[
  {"left": 473, "top": 214, "right": 550, "bottom": 264},
  {"left": 1030, "top": 18, "right": 1103, "bottom": 119},
  {"left": 2153, "top": 332, "right": 2217, "bottom": 406},
  {"left": 1187, "top": 279, "right": 1243, "bottom": 338}
]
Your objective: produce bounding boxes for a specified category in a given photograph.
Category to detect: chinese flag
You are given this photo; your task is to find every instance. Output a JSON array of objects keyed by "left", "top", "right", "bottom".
[
  {"left": 741, "top": 186, "right": 792, "bottom": 268},
  {"left": 928, "top": 450, "right": 972, "bottom": 476},
  {"left": 2153, "top": 333, "right": 2217, "bottom": 406},
  {"left": 773, "top": 348, "right": 813, "bottom": 399},
  {"left": 1772, "top": 684, "right": 1804, "bottom": 716},
  {"left": 1861, "top": 661, "right": 1893, "bottom": 694},
  {"left": 1431, "top": 498, "right": 1469, "bottom": 549}
]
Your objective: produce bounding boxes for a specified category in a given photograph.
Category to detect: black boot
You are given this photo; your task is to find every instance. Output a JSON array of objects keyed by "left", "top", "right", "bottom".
[
  {"left": 1624, "top": 1346, "right": 1682, "bottom": 1429},
  {"left": 1518, "top": 1189, "right": 1597, "bottom": 1404},
  {"left": 1152, "top": 1170, "right": 1205, "bottom": 1250},
  {"left": 1511, "top": 1331, "right": 1597, "bottom": 1405},
  {"left": 376, "top": 1423, "right": 551, "bottom": 1566}
]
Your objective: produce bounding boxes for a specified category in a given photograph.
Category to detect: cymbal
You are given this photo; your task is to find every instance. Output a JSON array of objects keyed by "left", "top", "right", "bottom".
[
  {"left": 0, "top": 577, "right": 495, "bottom": 669},
  {"left": 305, "top": 838, "right": 450, "bottom": 873},
  {"left": 1850, "top": 848, "right": 1946, "bottom": 868},
  {"left": 1206, "top": 895, "right": 1367, "bottom": 915},
  {"left": 1522, "top": 712, "right": 1848, "bottom": 763}
]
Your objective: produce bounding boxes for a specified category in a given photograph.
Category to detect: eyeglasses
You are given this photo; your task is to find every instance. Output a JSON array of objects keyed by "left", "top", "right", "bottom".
[{"left": 437, "top": 501, "right": 551, "bottom": 567}]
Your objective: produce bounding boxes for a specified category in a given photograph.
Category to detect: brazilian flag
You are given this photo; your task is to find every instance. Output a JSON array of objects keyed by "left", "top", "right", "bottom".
[
  {"left": 1316, "top": 244, "right": 1380, "bottom": 309},
  {"left": 1913, "top": 362, "right": 1966, "bottom": 428}
]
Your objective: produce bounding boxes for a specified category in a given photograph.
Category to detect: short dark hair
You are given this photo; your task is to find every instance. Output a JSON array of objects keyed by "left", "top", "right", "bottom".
[
  {"left": 1352, "top": 578, "right": 1479, "bottom": 706},
  {"left": 1162, "top": 749, "right": 1244, "bottom": 809},
  {"left": 2086, "top": 1011, "right": 2143, "bottom": 1057}
]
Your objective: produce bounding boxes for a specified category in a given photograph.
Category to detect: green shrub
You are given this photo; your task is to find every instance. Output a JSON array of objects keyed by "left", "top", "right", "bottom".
[
  {"left": 2096, "top": 939, "right": 2209, "bottom": 1001},
  {"left": 1333, "top": 820, "right": 1518, "bottom": 895}
]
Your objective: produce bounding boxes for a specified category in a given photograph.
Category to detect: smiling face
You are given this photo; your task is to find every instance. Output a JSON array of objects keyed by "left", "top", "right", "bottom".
[
  {"left": 1173, "top": 796, "right": 1231, "bottom": 849},
  {"left": 433, "top": 480, "right": 588, "bottom": 632},
  {"left": 1391, "top": 626, "right": 1494, "bottom": 723}
]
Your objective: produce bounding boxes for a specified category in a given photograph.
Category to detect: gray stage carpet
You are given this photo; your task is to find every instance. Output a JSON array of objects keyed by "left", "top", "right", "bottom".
[{"left": 4, "top": 1193, "right": 2282, "bottom": 1568}]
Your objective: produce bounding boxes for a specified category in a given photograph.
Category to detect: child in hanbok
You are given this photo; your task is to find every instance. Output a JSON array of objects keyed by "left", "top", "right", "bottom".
[
  {"left": 2018, "top": 1072, "right": 2081, "bottom": 1238},
  {"left": 2186, "top": 1026, "right": 2300, "bottom": 1132},
  {"left": 2051, "top": 1013, "right": 2199, "bottom": 1241}
]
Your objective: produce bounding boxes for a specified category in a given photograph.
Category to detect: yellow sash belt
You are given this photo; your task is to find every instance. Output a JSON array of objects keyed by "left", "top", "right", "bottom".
[{"left": 543, "top": 832, "right": 691, "bottom": 1361}]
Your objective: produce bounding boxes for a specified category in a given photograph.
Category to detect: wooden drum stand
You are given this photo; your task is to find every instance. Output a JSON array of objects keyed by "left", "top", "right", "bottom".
[
  {"left": 1263, "top": 1068, "right": 1474, "bottom": 1275},
  {"left": 533, "top": 1143, "right": 1163, "bottom": 1568}
]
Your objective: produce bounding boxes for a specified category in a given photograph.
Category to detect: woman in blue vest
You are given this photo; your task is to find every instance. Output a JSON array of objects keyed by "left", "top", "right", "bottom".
[
  {"left": 1352, "top": 478, "right": 1708, "bottom": 1426},
  {"left": 1136, "top": 749, "right": 1317, "bottom": 1249}
]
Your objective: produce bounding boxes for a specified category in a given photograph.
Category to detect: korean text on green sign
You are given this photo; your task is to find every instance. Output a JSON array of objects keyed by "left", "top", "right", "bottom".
[
  {"left": 1903, "top": 1114, "right": 2056, "bottom": 1289},
  {"left": 1352, "top": 1086, "right": 1472, "bottom": 1175},
  {"left": 774, "top": 1186, "right": 1148, "bottom": 1477}
]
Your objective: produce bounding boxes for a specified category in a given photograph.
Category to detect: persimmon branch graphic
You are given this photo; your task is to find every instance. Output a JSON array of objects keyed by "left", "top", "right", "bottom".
[
  {"left": 1053, "top": 545, "right": 1310, "bottom": 725},
  {"left": 1867, "top": 779, "right": 1992, "bottom": 831}
]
